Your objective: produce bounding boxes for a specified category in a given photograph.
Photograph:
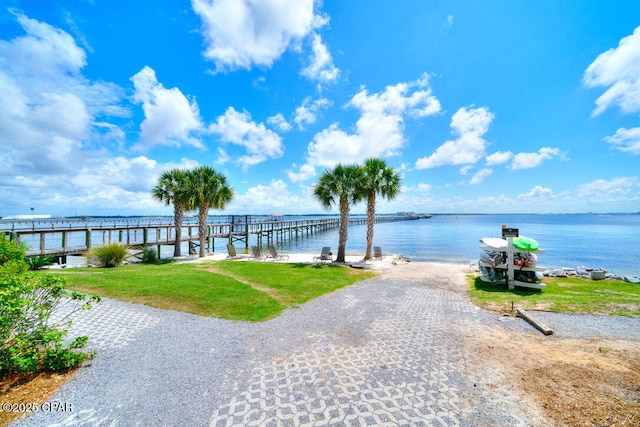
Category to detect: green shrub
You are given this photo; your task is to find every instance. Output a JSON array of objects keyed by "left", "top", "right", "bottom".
[
  {"left": 0, "top": 233, "right": 26, "bottom": 266},
  {"left": 25, "top": 255, "right": 56, "bottom": 270},
  {"left": 0, "top": 235, "right": 101, "bottom": 376},
  {"left": 91, "top": 242, "right": 130, "bottom": 267},
  {"left": 142, "top": 247, "right": 158, "bottom": 264}
]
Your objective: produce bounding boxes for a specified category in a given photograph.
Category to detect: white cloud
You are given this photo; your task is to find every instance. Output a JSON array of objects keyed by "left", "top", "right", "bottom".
[
  {"left": 509, "top": 147, "right": 559, "bottom": 170},
  {"left": 289, "top": 74, "right": 441, "bottom": 177},
  {"left": 208, "top": 107, "right": 284, "bottom": 169},
  {"left": 3, "top": 10, "right": 86, "bottom": 77},
  {"left": 267, "top": 113, "right": 292, "bottom": 132},
  {"left": 584, "top": 26, "right": 640, "bottom": 116},
  {"left": 130, "top": 66, "right": 203, "bottom": 149},
  {"left": 577, "top": 177, "right": 640, "bottom": 200},
  {"left": 0, "top": 13, "right": 180, "bottom": 216},
  {"left": 294, "top": 97, "right": 331, "bottom": 130},
  {"left": 0, "top": 11, "right": 126, "bottom": 178},
  {"left": 459, "top": 165, "right": 473, "bottom": 175},
  {"left": 416, "top": 183, "right": 432, "bottom": 193},
  {"left": 287, "top": 163, "right": 316, "bottom": 183},
  {"left": 288, "top": 76, "right": 441, "bottom": 181},
  {"left": 0, "top": 154, "right": 200, "bottom": 215},
  {"left": 229, "top": 179, "right": 315, "bottom": 213},
  {"left": 516, "top": 185, "right": 555, "bottom": 201},
  {"left": 604, "top": 127, "right": 640, "bottom": 154},
  {"left": 72, "top": 156, "right": 159, "bottom": 193},
  {"left": 68, "top": 156, "right": 200, "bottom": 211},
  {"left": 415, "top": 106, "right": 494, "bottom": 169},
  {"left": 191, "top": 0, "right": 321, "bottom": 73},
  {"left": 216, "top": 147, "right": 231, "bottom": 165},
  {"left": 486, "top": 150, "right": 513, "bottom": 165},
  {"left": 301, "top": 33, "right": 339, "bottom": 85},
  {"left": 379, "top": 177, "right": 640, "bottom": 214},
  {"left": 350, "top": 73, "right": 442, "bottom": 119},
  {"left": 252, "top": 76, "right": 266, "bottom": 89},
  {"left": 469, "top": 168, "right": 493, "bottom": 185}
]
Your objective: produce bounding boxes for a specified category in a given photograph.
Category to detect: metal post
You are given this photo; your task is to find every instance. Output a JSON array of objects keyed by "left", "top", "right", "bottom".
[
  {"left": 86, "top": 228, "right": 92, "bottom": 251},
  {"left": 507, "top": 236, "right": 515, "bottom": 290},
  {"left": 245, "top": 215, "right": 249, "bottom": 249},
  {"left": 156, "top": 228, "right": 161, "bottom": 257}
]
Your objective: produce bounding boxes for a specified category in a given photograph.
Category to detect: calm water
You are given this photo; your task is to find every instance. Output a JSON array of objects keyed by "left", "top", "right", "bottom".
[
  {"left": 3, "top": 214, "right": 639, "bottom": 277},
  {"left": 280, "top": 214, "right": 640, "bottom": 277}
]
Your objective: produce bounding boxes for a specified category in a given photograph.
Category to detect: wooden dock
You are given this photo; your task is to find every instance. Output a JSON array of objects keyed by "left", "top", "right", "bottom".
[{"left": 3, "top": 215, "right": 424, "bottom": 261}]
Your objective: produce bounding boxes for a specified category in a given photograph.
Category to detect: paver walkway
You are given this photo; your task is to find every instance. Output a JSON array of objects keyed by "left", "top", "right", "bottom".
[{"left": 12, "top": 263, "right": 542, "bottom": 426}]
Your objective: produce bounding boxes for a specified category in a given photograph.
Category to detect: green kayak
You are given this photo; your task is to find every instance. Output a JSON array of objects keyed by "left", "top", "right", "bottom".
[{"left": 512, "top": 236, "right": 539, "bottom": 251}]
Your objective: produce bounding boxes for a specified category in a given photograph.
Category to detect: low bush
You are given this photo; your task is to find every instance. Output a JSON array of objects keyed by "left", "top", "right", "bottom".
[
  {"left": 91, "top": 242, "right": 130, "bottom": 267},
  {"left": 0, "top": 234, "right": 26, "bottom": 264},
  {"left": 142, "top": 247, "right": 158, "bottom": 264},
  {"left": 0, "top": 234, "right": 100, "bottom": 376},
  {"left": 25, "top": 255, "right": 56, "bottom": 270}
]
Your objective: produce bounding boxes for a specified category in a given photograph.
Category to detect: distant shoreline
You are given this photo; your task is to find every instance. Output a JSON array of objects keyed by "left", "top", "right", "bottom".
[{"left": 2, "top": 212, "right": 639, "bottom": 221}]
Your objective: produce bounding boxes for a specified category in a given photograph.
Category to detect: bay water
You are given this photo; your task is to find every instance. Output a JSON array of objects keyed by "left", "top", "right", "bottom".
[
  {"left": 3, "top": 214, "right": 639, "bottom": 277},
  {"left": 281, "top": 214, "right": 640, "bottom": 277}
]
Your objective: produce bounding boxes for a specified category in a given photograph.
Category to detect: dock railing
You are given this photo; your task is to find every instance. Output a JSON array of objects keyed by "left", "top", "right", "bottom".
[{"left": 2, "top": 214, "right": 426, "bottom": 261}]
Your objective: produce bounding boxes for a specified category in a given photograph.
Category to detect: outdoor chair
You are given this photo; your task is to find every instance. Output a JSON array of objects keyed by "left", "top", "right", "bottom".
[
  {"left": 226, "top": 244, "right": 243, "bottom": 259},
  {"left": 373, "top": 246, "right": 384, "bottom": 260},
  {"left": 267, "top": 245, "right": 289, "bottom": 261},
  {"left": 250, "top": 246, "right": 266, "bottom": 260},
  {"left": 313, "top": 246, "right": 333, "bottom": 263}
]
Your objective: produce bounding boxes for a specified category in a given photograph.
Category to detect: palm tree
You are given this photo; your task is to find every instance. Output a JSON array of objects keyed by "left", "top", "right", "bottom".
[
  {"left": 360, "top": 158, "right": 401, "bottom": 260},
  {"left": 151, "top": 169, "right": 191, "bottom": 257},
  {"left": 313, "top": 164, "right": 363, "bottom": 263},
  {"left": 185, "top": 166, "right": 234, "bottom": 258}
]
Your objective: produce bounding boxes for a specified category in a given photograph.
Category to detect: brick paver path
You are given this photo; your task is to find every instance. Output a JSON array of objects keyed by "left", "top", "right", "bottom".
[{"left": 12, "top": 263, "right": 540, "bottom": 426}]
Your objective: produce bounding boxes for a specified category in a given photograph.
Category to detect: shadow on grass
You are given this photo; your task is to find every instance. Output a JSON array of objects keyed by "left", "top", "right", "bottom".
[
  {"left": 291, "top": 263, "right": 343, "bottom": 269},
  {"left": 471, "top": 276, "right": 541, "bottom": 296}
]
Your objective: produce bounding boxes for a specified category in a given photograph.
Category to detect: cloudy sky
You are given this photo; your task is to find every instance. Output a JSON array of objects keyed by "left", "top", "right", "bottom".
[{"left": 1, "top": 0, "right": 639, "bottom": 216}]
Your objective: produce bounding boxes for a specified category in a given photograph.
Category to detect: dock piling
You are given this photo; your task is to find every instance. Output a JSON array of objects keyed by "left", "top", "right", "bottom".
[{"left": 5, "top": 214, "right": 425, "bottom": 260}]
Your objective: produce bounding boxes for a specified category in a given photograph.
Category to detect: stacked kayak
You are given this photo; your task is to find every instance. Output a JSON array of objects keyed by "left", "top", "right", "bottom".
[
  {"left": 512, "top": 236, "right": 539, "bottom": 251},
  {"left": 478, "top": 234, "right": 546, "bottom": 290}
]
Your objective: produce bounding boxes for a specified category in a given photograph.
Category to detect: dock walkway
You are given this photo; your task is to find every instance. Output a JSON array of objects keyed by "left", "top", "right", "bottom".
[{"left": 2, "top": 215, "right": 423, "bottom": 261}]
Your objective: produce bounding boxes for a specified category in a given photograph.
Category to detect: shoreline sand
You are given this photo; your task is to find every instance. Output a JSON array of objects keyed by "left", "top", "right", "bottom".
[
  {"left": 52, "top": 251, "right": 474, "bottom": 272},
  {"left": 184, "top": 250, "right": 420, "bottom": 270}
]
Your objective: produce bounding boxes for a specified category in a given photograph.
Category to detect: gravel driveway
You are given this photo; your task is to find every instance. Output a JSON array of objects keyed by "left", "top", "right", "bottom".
[{"left": 11, "top": 262, "right": 640, "bottom": 426}]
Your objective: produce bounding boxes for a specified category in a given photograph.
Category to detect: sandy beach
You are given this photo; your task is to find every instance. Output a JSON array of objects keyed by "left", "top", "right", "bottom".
[{"left": 186, "top": 250, "right": 411, "bottom": 269}]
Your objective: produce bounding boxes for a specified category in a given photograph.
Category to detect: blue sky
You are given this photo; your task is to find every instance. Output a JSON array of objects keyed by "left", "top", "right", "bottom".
[{"left": 1, "top": 0, "right": 639, "bottom": 216}]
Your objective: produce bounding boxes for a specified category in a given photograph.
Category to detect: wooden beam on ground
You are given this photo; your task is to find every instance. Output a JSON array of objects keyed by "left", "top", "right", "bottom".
[{"left": 515, "top": 307, "right": 554, "bottom": 336}]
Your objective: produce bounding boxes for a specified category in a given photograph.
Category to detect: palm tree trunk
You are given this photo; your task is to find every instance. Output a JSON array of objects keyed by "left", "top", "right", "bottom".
[
  {"left": 364, "top": 192, "right": 376, "bottom": 260},
  {"left": 173, "top": 204, "right": 183, "bottom": 257},
  {"left": 198, "top": 204, "right": 209, "bottom": 258},
  {"left": 337, "top": 196, "right": 349, "bottom": 263}
]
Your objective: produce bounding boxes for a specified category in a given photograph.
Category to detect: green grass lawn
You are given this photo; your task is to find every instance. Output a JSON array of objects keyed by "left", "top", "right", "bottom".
[
  {"left": 467, "top": 275, "right": 640, "bottom": 317},
  {"left": 50, "top": 261, "right": 376, "bottom": 322}
]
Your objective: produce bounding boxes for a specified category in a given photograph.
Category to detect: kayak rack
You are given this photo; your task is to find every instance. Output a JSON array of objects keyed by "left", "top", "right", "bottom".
[{"left": 479, "top": 225, "right": 547, "bottom": 291}]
